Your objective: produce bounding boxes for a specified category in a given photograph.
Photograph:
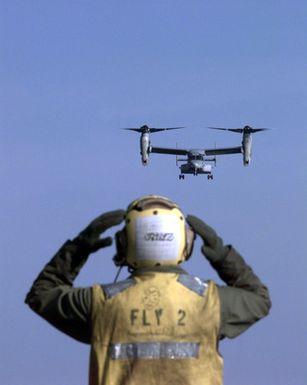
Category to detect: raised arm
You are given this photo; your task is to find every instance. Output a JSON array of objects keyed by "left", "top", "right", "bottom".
[
  {"left": 25, "top": 210, "right": 125, "bottom": 343},
  {"left": 186, "top": 215, "right": 271, "bottom": 339}
]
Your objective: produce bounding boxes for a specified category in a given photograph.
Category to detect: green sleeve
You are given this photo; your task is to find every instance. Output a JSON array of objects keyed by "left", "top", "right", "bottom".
[
  {"left": 25, "top": 240, "right": 93, "bottom": 344},
  {"left": 212, "top": 246, "right": 271, "bottom": 339}
]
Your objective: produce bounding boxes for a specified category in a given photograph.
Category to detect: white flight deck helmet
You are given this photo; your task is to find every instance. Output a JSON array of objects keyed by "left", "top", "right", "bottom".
[{"left": 114, "top": 195, "right": 195, "bottom": 269}]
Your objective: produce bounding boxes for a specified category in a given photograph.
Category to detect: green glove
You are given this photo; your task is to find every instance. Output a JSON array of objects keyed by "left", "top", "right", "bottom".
[
  {"left": 186, "top": 215, "right": 229, "bottom": 263},
  {"left": 74, "top": 210, "right": 125, "bottom": 253}
]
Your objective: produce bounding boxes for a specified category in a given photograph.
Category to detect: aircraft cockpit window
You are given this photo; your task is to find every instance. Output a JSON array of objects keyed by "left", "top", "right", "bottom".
[{"left": 191, "top": 155, "right": 202, "bottom": 160}]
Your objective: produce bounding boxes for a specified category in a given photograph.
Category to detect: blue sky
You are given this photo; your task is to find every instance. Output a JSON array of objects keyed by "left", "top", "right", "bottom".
[{"left": 1, "top": 1, "right": 306, "bottom": 384}]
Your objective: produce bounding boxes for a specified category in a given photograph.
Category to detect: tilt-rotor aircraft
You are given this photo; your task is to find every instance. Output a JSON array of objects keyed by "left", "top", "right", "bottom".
[{"left": 123, "top": 125, "right": 268, "bottom": 180}]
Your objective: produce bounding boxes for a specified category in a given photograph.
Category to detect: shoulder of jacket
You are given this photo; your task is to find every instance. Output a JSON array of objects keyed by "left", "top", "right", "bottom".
[
  {"left": 177, "top": 274, "right": 209, "bottom": 296},
  {"left": 101, "top": 278, "right": 136, "bottom": 299}
]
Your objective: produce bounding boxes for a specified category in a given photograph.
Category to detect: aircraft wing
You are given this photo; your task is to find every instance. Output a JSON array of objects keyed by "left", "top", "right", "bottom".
[
  {"left": 205, "top": 146, "right": 242, "bottom": 156},
  {"left": 151, "top": 146, "right": 189, "bottom": 156}
]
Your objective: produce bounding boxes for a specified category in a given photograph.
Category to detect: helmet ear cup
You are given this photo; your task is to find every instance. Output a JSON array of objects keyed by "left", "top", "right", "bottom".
[
  {"left": 113, "top": 229, "right": 127, "bottom": 266},
  {"left": 184, "top": 225, "right": 195, "bottom": 260}
]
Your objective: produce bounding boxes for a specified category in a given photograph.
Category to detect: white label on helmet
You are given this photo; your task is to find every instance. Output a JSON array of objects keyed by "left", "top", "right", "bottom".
[{"left": 135, "top": 215, "right": 181, "bottom": 261}]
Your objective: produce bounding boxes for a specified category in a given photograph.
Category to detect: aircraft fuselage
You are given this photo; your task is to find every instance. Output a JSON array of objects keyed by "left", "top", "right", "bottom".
[{"left": 180, "top": 160, "right": 212, "bottom": 175}]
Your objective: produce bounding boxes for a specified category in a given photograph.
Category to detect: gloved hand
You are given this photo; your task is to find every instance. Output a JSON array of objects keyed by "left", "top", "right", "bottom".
[
  {"left": 74, "top": 210, "right": 125, "bottom": 253},
  {"left": 186, "top": 215, "right": 229, "bottom": 263}
]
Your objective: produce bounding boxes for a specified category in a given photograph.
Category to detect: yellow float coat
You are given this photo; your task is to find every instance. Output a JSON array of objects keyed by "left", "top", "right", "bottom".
[{"left": 90, "top": 272, "right": 223, "bottom": 385}]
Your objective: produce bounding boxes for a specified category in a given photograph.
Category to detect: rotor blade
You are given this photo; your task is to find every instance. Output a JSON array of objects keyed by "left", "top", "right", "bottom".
[
  {"left": 208, "top": 126, "right": 270, "bottom": 133},
  {"left": 121, "top": 128, "right": 143, "bottom": 132},
  {"left": 149, "top": 127, "right": 185, "bottom": 133},
  {"left": 249, "top": 128, "right": 270, "bottom": 132},
  {"left": 208, "top": 127, "right": 230, "bottom": 130},
  {"left": 121, "top": 126, "right": 184, "bottom": 133},
  {"left": 208, "top": 127, "right": 243, "bottom": 133}
]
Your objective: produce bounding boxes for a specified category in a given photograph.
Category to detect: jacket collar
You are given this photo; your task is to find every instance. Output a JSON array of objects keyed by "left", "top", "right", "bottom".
[{"left": 132, "top": 265, "right": 188, "bottom": 275}]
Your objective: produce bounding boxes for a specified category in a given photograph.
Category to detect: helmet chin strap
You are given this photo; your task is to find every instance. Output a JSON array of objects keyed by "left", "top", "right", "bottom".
[
  {"left": 113, "top": 265, "right": 123, "bottom": 283},
  {"left": 113, "top": 264, "right": 137, "bottom": 283}
]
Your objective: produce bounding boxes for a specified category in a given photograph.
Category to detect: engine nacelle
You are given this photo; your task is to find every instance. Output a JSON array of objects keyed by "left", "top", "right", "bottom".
[
  {"left": 140, "top": 133, "right": 150, "bottom": 165},
  {"left": 242, "top": 133, "right": 252, "bottom": 166}
]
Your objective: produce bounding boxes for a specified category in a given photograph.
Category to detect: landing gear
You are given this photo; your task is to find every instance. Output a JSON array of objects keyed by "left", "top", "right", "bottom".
[
  {"left": 179, "top": 174, "right": 185, "bottom": 180},
  {"left": 207, "top": 174, "right": 213, "bottom": 180}
]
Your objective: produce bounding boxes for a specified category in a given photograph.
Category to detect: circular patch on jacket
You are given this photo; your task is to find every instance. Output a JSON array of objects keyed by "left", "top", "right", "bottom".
[{"left": 142, "top": 286, "right": 161, "bottom": 310}]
